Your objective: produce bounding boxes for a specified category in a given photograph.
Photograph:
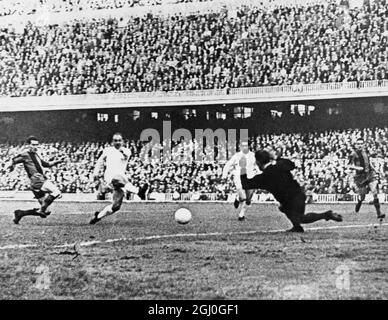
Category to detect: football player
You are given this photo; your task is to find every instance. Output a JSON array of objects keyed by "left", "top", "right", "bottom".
[
  {"left": 5, "top": 136, "right": 65, "bottom": 224},
  {"left": 349, "top": 138, "right": 385, "bottom": 220},
  {"left": 240, "top": 150, "right": 343, "bottom": 232},
  {"left": 89, "top": 133, "right": 148, "bottom": 224},
  {"left": 221, "top": 141, "right": 258, "bottom": 221}
]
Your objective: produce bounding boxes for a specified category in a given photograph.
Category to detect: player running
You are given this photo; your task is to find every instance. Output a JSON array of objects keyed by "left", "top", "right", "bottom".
[
  {"left": 349, "top": 138, "right": 385, "bottom": 220},
  {"left": 5, "top": 136, "right": 64, "bottom": 224},
  {"left": 89, "top": 133, "right": 148, "bottom": 224},
  {"left": 240, "top": 150, "right": 343, "bottom": 233},
  {"left": 221, "top": 141, "right": 258, "bottom": 221}
]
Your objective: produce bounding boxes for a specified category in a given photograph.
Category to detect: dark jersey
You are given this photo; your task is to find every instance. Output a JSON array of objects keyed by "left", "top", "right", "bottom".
[
  {"left": 12, "top": 150, "right": 51, "bottom": 179},
  {"left": 349, "top": 149, "right": 377, "bottom": 187},
  {"left": 350, "top": 149, "right": 373, "bottom": 174},
  {"left": 240, "top": 158, "right": 303, "bottom": 206}
]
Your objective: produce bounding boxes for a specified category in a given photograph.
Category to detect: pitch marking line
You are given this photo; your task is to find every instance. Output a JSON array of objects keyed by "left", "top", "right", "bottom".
[{"left": 0, "top": 222, "right": 387, "bottom": 251}]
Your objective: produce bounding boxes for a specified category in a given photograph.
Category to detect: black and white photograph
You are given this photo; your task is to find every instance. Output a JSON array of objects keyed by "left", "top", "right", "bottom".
[{"left": 0, "top": 0, "right": 387, "bottom": 304}]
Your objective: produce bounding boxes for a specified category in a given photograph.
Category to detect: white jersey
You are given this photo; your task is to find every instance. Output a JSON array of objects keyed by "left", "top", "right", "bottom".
[
  {"left": 94, "top": 146, "right": 131, "bottom": 182},
  {"left": 222, "top": 151, "right": 258, "bottom": 179}
]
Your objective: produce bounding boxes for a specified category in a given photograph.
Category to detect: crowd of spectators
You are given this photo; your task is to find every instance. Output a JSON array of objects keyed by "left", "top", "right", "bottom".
[
  {"left": 1, "top": 1, "right": 388, "bottom": 96},
  {"left": 1, "top": 127, "right": 388, "bottom": 198},
  {"left": 0, "top": 0, "right": 208, "bottom": 17}
]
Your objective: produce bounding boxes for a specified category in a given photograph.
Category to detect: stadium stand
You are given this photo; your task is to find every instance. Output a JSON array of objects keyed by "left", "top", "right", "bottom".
[
  {"left": 1, "top": 127, "right": 388, "bottom": 199},
  {"left": 1, "top": 0, "right": 387, "bottom": 97},
  {"left": 0, "top": 0, "right": 180, "bottom": 17}
]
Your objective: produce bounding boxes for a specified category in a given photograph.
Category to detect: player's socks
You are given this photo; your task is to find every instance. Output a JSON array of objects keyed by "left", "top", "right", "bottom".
[
  {"left": 238, "top": 205, "right": 246, "bottom": 221},
  {"left": 324, "top": 210, "right": 343, "bottom": 222},
  {"left": 300, "top": 210, "right": 342, "bottom": 224},
  {"left": 355, "top": 195, "right": 365, "bottom": 213},
  {"left": 355, "top": 200, "right": 363, "bottom": 213},
  {"left": 138, "top": 183, "right": 149, "bottom": 200},
  {"left": 234, "top": 196, "right": 240, "bottom": 209},
  {"left": 373, "top": 198, "right": 382, "bottom": 217},
  {"left": 89, "top": 211, "right": 101, "bottom": 224},
  {"left": 300, "top": 212, "right": 326, "bottom": 223},
  {"left": 40, "top": 195, "right": 56, "bottom": 213},
  {"left": 97, "top": 204, "right": 113, "bottom": 220},
  {"left": 13, "top": 208, "right": 45, "bottom": 224}
]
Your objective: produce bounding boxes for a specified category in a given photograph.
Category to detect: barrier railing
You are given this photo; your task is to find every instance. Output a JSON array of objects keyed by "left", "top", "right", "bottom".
[
  {"left": 2, "top": 80, "right": 388, "bottom": 112},
  {"left": 1, "top": 191, "right": 388, "bottom": 203}
]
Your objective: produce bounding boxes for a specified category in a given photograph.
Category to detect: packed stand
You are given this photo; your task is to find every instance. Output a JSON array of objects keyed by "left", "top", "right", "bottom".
[
  {"left": 1, "top": 127, "right": 388, "bottom": 199},
  {"left": 0, "top": 0, "right": 202, "bottom": 17},
  {"left": 1, "top": 1, "right": 388, "bottom": 96}
]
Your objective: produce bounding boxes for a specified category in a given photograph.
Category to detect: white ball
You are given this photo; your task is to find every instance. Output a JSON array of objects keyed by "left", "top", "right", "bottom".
[{"left": 174, "top": 208, "right": 192, "bottom": 225}]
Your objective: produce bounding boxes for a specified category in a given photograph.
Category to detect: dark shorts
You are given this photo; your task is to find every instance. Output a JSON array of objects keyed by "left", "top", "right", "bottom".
[
  {"left": 279, "top": 193, "right": 306, "bottom": 221},
  {"left": 354, "top": 171, "right": 376, "bottom": 188},
  {"left": 30, "top": 173, "right": 47, "bottom": 199},
  {"left": 30, "top": 173, "right": 46, "bottom": 191}
]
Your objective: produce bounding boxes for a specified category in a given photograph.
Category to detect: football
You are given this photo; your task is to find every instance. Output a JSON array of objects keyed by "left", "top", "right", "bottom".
[{"left": 174, "top": 208, "right": 192, "bottom": 224}]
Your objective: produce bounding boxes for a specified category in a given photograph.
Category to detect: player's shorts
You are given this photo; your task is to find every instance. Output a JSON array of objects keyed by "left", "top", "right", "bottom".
[
  {"left": 100, "top": 174, "right": 130, "bottom": 193},
  {"left": 30, "top": 173, "right": 61, "bottom": 198},
  {"left": 354, "top": 171, "right": 377, "bottom": 189},
  {"left": 111, "top": 174, "right": 129, "bottom": 189},
  {"left": 30, "top": 173, "right": 46, "bottom": 191},
  {"left": 278, "top": 193, "right": 306, "bottom": 222}
]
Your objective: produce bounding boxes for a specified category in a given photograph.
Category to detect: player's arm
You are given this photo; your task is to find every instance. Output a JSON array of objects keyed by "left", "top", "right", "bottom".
[
  {"left": 240, "top": 171, "right": 265, "bottom": 190},
  {"left": 41, "top": 156, "right": 66, "bottom": 168},
  {"left": 276, "top": 158, "right": 296, "bottom": 171},
  {"left": 5, "top": 153, "right": 25, "bottom": 172},
  {"left": 221, "top": 154, "right": 236, "bottom": 180},
  {"left": 93, "top": 149, "right": 107, "bottom": 179},
  {"left": 120, "top": 148, "right": 131, "bottom": 160},
  {"left": 239, "top": 156, "right": 265, "bottom": 190},
  {"left": 348, "top": 164, "right": 364, "bottom": 171},
  {"left": 348, "top": 153, "right": 364, "bottom": 171}
]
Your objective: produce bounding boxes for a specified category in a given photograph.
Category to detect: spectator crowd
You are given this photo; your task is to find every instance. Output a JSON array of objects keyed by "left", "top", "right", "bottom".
[
  {"left": 1, "top": 127, "right": 388, "bottom": 199},
  {"left": 0, "top": 0, "right": 206, "bottom": 17},
  {"left": 1, "top": 0, "right": 388, "bottom": 96}
]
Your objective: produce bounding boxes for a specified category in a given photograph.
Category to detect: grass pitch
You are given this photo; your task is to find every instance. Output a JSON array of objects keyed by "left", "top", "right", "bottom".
[{"left": 0, "top": 200, "right": 387, "bottom": 299}]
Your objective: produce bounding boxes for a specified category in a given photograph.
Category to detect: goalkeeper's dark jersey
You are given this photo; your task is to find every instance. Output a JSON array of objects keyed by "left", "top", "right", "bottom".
[{"left": 240, "top": 158, "right": 302, "bottom": 206}]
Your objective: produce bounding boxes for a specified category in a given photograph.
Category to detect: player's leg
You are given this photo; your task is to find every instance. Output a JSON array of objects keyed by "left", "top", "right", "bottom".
[
  {"left": 233, "top": 175, "right": 245, "bottom": 209},
  {"left": 90, "top": 175, "right": 127, "bottom": 224},
  {"left": 38, "top": 180, "right": 61, "bottom": 214},
  {"left": 238, "top": 189, "right": 254, "bottom": 221},
  {"left": 13, "top": 190, "right": 47, "bottom": 224},
  {"left": 245, "top": 189, "right": 254, "bottom": 206},
  {"left": 355, "top": 185, "right": 367, "bottom": 213},
  {"left": 124, "top": 181, "right": 149, "bottom": 200},
  {"left": 369, "top": 180, "right": 385, "bottom": 219},
  {"left": 13, "top": 174, "right": 59, "bottom": 224},
  {"left": 282, "top": 194, "right": 342, "bottom": 232},
  {"left": 96, "top": 180, "right": 107, "bottom": 200},
  {"left": 90, "top": 188, "right": 125, "bottom": 224}
]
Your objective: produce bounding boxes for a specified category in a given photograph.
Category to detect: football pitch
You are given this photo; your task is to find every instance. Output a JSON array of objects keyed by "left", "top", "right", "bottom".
[{"left": 0, "top": 200, "right": 387, "bottom": 300}]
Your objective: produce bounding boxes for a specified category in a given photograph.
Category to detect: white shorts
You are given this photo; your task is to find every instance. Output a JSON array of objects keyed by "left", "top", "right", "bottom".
[
  {"left": 41, "top": 180, "right": 61, "bottom": 198},
  {"left": 103, "top": 175, "right": 139, "bottom": 194}
]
